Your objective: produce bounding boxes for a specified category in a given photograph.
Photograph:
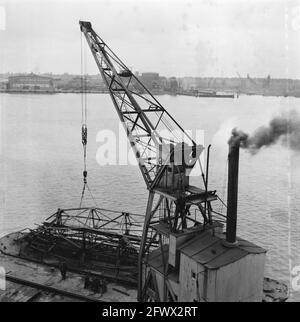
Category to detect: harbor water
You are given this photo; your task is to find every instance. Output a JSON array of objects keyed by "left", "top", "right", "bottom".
[{"left": 1, "top": 93, "right": 299, "bottom": 300}]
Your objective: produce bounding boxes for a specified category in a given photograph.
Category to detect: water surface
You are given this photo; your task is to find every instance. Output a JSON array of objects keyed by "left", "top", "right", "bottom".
[{"left": 1, "top": 93, "right": 299, "bottom": 300}]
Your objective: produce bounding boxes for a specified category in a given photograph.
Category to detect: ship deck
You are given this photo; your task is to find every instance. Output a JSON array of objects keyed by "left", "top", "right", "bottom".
[
  {"left": 0, "top": 231, "right": 288, "bottom": 302},
  {"left": 0, "top": 232, "right": 137, "bottom": 302}
]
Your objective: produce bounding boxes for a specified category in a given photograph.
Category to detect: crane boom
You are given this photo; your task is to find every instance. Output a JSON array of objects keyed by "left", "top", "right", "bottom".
[{"left": 79, "top": 21, "right": 203, "bottom": 190}]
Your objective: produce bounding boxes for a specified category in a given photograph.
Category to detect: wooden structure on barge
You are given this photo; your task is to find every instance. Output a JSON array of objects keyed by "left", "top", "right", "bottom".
[{"left": 10, "top": 207, "right": 149, "bottom": 286}]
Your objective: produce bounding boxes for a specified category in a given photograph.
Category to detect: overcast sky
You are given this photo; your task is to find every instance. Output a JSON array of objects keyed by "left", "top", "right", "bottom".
[{"left": 0, "top": 0, "right": 300, "bottom": 78}]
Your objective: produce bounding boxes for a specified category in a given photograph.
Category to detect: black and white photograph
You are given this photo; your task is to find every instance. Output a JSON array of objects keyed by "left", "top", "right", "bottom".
[{"left": 0, "top": 0, "right": 299, "bottom": 307}]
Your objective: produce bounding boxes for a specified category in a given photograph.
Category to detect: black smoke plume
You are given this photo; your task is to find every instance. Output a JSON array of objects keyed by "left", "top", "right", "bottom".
[{"left": 229, "top": 110, "right": 300, "bottom": 153}]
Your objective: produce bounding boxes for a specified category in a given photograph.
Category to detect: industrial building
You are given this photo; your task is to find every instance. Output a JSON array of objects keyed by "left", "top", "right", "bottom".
[
  {"left": 0, "top": 80, "right": 8, "bottom": 90},
  {"left": 8, "top": 74, "right": 54, "bottom": 92},
  {"left": 139, "top": 72, "right": 160, "bottom": 90}
]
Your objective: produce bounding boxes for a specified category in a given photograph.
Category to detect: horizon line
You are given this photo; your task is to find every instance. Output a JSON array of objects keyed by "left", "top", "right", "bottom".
[{"left": 1, "top": 72, "right": 300, "bottom": 81}]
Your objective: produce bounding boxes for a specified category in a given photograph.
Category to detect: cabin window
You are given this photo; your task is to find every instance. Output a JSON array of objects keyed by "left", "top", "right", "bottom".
[{"left": 191, "top": 271, "right": 196, "bottom": 280}]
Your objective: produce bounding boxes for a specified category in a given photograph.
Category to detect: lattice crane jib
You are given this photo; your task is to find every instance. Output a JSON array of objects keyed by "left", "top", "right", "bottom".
[
  {"left": 79, "top": 21, "right": 203, "bottom": 190},
  {"left": 79, "top": 21, "right": 219, "bottom": 302}
]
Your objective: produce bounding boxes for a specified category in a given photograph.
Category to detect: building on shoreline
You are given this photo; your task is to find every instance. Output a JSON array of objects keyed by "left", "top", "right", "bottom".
[
  {"left": 0, "top": 79, "right": 8, "bottom": 90},
  {"left": 1, "top": 72, "right": 300, "bottom": 97},
  {"left": 7, "top": 73, "right": 55, "bottom": 92}
]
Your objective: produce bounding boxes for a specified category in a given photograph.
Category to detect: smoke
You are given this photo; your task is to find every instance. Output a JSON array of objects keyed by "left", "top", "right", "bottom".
[{"left": 230, "top": 110, "right": 300, "bottom": 153}]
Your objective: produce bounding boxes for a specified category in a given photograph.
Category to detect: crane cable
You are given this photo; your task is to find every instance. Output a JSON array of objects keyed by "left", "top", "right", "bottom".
[
  {"left": 79, "top": 31, "right": 88, "bottom": 208},
  {"left": 78, "top": 34, "right": 101, "bottom": 209}
]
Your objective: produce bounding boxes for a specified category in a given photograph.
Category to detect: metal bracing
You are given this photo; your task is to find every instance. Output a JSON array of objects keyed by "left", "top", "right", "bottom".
[
  {"left": 26, "top": 207, "right": 148, "bottom": 257},
  {"left": 136, "top": 192, "right": 220, "bottom": 301},
  {"left": 20, "top": 207, "right": 153, "bottom": 286},
  {"left": 79, "top": 21, "right": 200, "bottom": 189}
]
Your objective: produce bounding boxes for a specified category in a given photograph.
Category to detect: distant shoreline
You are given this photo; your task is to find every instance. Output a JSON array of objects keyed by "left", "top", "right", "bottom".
[
  {"left": 1, "top": 89, "right": 300, "bottom": 98},
  {"left": 2, "top": 73, "right": 300, "bottom": 98}
]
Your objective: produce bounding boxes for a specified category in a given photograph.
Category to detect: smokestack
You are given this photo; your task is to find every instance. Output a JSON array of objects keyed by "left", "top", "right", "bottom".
[{"left": 225, "top": 137, "right": 240, "bottom": 246}]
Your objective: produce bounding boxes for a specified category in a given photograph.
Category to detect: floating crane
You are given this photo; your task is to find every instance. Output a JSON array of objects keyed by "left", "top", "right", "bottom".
[
  {"left": 0, "top": 21, "right": 287, "bottom": 304},
  {"left": 79, "top": 21, "right": 223, "bottom": 301}
]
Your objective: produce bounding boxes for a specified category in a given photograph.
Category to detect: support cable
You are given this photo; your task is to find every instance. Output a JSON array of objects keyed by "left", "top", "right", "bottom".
[{"left": 79, "top": 32, "right": 89, "bottom": 208}]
